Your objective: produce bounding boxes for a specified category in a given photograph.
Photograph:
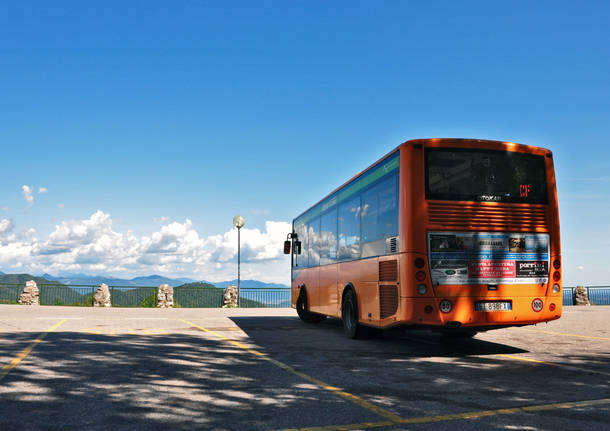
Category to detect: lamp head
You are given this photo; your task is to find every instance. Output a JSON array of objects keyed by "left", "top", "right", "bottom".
[{"left": 233, "top": 215, "right": 245, "bottom": 229}]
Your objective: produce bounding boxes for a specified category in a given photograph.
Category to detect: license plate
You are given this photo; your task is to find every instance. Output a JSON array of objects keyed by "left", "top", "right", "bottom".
[{"left": 475, "top": 301, "right": 512, "bottom": 311}]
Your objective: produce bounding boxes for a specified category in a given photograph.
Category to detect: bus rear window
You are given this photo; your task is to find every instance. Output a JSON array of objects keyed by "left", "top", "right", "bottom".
[{"left": 425, "top": 148, "right": 548, "bottom": 204}]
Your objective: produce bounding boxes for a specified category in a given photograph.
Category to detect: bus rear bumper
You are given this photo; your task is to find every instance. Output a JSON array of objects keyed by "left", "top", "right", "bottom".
[{"left": 397, "top": 296, "right": 562, "bottom": 329}]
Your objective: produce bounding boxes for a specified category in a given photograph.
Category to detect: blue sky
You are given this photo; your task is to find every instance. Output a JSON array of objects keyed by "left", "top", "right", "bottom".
[{"left": 0, "top": 1, "right": 608, "bottom": 284}]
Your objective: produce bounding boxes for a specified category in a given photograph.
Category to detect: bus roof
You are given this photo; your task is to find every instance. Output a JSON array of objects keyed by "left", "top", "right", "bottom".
[{"left": 292, "top": 138, "right": 551, "bottom": 223}]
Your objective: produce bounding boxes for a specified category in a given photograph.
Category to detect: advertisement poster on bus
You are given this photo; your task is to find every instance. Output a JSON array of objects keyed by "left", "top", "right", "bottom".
[{"left": 427, "top": 232, "right": 549, "bottom": 285}]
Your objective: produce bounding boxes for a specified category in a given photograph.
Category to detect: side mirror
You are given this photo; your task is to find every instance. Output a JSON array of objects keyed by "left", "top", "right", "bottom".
[
  {"left": 295, "top": 241, "right": 302, "bottom": 255},
  {"left": 283, "top": 240, "right": 291, "bottom": 254}
]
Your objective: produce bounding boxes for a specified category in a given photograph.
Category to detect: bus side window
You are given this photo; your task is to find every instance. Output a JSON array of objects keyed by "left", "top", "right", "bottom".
[
  {"left": 361, "top": 174, "right": 398, "bottom": 258},
  {"left": 295, "top": 223, "right": 308, "bottom": 268},
  {"left": 320, "top": 207, "right": 337, "bottom": 265},
  {"left": 307, "top": 218, "right": 321, "bottom": 267},
  {"left": 338, "top": 195, "right": 361, "bottom": 261}
]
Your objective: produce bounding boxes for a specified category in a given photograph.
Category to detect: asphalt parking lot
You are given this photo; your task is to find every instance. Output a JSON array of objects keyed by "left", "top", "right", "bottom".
[{"left": 0, "top": 305, "right": 608, "bottom": 431}]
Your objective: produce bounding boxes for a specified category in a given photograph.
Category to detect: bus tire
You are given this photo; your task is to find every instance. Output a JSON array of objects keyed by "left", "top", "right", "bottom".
[
  {"left": 296, "top": 288, "right": 326, "bottom": 324},
  {"left": 342, "top": 289, "right": 364, "bottom": 339}
]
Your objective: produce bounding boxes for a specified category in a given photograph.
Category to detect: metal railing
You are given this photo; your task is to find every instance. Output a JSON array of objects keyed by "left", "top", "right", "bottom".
[
  {"left": 0, "top": 282, "right": 291, "bottom": 308},
  {"left": 562, "top": 287, "right": 573, "bottom": 306},
  {"left": 174, "top": 288, "right": 224, "bottom": 308},
  {"left": 0, "top": 284, "right": 20, "bottom": 304},
  {"left": 40, "top": 284, "right": 96, "bottom": 306},
  {"left": 562, "top": 286, "right": 610, "bottom": 306},
  {"left": 3, "top": 282, "right": 609, "bottom": 307},
  {"left": 239, "top": 288, "right": 291, "bottom": 308}
]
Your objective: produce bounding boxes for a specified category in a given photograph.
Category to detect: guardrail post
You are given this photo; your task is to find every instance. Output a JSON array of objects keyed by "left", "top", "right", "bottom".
[
  {"left": 18, "top": 280, "right": 40, "bottom": 305},
  {"left": 586, "top": 286, "right": 590, "bottom": 304}
]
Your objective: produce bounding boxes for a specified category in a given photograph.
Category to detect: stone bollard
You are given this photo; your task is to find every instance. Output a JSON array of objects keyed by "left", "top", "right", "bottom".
[
  {"left": 223, "top": 285, "right": 238, "bottom": 308},
  {"left": 157, "top": 284, "right": 174, "bottom": 308},
  {"left": 94, "top": 283, "right": 112, "bottom": 307},
  {"left": 19, "top": 280, "right": 40, "bottom": 305},
  {"left": 573, "top": 285, "right": 590, "bottom": 306}
]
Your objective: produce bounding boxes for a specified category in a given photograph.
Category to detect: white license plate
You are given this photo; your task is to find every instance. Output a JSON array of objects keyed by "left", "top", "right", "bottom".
[{"left": 475, "top": 301, "right": 512, "bottom": 311}]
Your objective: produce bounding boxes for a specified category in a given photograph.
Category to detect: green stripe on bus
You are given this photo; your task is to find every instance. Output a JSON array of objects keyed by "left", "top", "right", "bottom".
[{"left": 295, "top": 154, "right": 399, "bottom": 227}]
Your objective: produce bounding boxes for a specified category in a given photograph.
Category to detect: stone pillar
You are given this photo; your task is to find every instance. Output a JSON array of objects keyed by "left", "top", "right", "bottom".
[
  {"left": 573, "top": 285, "right": 590, "bottom": 305},
  {"left": 157, "top": 284, "right": 174, "bottom": 308},
  {"left": 223, "top": 284, "right": 238, "bottom": 308},
  {"left": 94, "top": 283, "right": 112, "bottom": 307},
  {"left": 19, "top": 280, "right": 40, "bottom": 305}
]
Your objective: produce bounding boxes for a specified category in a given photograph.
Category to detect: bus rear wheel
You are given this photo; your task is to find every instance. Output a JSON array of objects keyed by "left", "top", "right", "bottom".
[
  {"left": 342, "top": 289, "right": 366, "bottom": 339},
  {"left": 296, "top": 289, "right": 326, "bottom": 324}
]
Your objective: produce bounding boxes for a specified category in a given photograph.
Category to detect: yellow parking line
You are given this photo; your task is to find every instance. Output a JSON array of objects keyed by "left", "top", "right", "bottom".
[
  {"left": 399, "top": 397, "right": 610, "bottom": 424},
  {"left": 0, "top": 319, "right": 67, "bottom": 381},
  {"left": 496, "top": 353, "right": 610, "bottom": 377},
  {"left": 497, "top": 354, "right": 547, "bottom": 364},
  {"left": 274, "top": 398, "right": 610, "bottom": 431},
  {"left": 277, "top": 421, "right": 393, "bottom": 431},
  {"left": 524, "top": 328, "right": 610, "bottom": 341},
  {"left": 180, "top": 319, "right": 403, "bottom": 423}
]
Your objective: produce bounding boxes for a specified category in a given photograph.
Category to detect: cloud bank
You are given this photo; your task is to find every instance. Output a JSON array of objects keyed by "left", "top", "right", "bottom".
[{"left": 0, "top": 211, "right": 291, "bottom": 284}]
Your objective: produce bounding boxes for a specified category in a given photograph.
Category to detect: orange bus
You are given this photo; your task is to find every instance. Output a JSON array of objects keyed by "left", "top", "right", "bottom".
[{"left": 284, "top": 138, "right": 561, "bottom": 338}]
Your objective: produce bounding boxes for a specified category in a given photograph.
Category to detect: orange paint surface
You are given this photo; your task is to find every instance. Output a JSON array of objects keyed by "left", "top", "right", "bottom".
[{"left": 291, "top": 138, "right": 561, "bottom": 331}]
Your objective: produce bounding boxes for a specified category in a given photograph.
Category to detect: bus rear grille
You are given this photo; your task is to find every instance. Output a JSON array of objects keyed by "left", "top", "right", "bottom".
[
  {"left": 379, "top": 260, "right": 398, "bottom": 281},
  {"left": 380, "top": 285, "right": 398, "bottom": 319},
  {"left": 427, "top": 202, "right": 549, "bottom": 231}
]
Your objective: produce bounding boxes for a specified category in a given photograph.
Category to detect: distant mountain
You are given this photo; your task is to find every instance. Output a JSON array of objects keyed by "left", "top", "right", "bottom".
[
  {"left": 24, "top": 272, "right": 287, "bottom": 289},
  {"left": 42, "top": 274, "right": 132, "bottom": 286},
  {"left": 175, "top": 281, "right": 219, "bottom": 289},
  {"left": 37, "top": 273, "right": 196, "bottom": 287},
  {"left": 130, "top": 275, "right": 197, "bottom": 286},
  {"left": 0, "top": 273, "right": 61, "bottom": 285},
  {"left": 207, "top": 279, "right": 290, "bottom": 289}
]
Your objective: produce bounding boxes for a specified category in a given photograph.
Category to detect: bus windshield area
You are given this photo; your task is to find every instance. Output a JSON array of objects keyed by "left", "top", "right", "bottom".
[{"left": 425, "top": 148, "right": 548, "bottom": 204}]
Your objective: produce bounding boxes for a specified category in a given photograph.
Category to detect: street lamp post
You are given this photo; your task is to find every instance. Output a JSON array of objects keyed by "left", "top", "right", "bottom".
[{"left": 232, "top": 215, "right": 245, "bottom": 305}]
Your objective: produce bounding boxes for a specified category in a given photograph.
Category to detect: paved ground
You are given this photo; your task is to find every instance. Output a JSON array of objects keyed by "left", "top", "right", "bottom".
[{"left": 0, "top": 305, "right": 608, "bottom": 431}]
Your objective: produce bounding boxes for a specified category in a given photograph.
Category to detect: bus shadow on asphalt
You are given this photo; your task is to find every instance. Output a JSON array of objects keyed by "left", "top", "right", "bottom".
[{"left": 229, "top": 316, "right": 529, "bottom": 358}]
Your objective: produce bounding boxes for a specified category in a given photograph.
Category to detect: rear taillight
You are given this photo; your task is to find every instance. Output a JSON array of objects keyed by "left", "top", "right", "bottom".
[
  {"left": 424, "top": 305, "right": 433, "bottom": 314},
  {"left": 415, "top": 258, "right": 425, "bottom": 269},
  {"left": 417, "top": 284, "right": 427, "bottom": 294},
  {"left": 552, "top": 284, "right": 560, "bottom": 294},
  {"left": 549, "top": 303, "right": 556, "bottom": 312},
  {"left": 553, "top": 272, "right": 561, "bottom": 282},
  {"left": 553, "top": 259, "right": 561, "bottom": 270},
  {"left": 416, "top": 271, "right": 426, "bottom": 282}
]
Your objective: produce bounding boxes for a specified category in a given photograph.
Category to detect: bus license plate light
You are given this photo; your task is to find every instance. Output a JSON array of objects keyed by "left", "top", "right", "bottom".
[{"left": 475, "top": 301, "right": 512, "bottom": 312}]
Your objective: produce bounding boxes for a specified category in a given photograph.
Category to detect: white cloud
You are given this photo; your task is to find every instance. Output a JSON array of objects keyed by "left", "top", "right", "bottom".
[
  {"left": 0, "top": 210, "right": 291, "bottom": 284},
  {"left": 0, "top": 218, "right": 13, "bottom": 234},
  {"left": 22, "top": 185, "right": 34, "bottom": 205},
  {"left": 38, "top": 187, "right": 48, "bottom": 194}
]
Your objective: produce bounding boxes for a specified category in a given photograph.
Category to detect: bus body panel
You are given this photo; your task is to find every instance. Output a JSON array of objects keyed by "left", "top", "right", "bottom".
[
  {"left": 291, "top": 138, "right": 562, "bottom": 331},
  {"left": 318, "top": 264, "right": 339, "bottom": 317}
]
